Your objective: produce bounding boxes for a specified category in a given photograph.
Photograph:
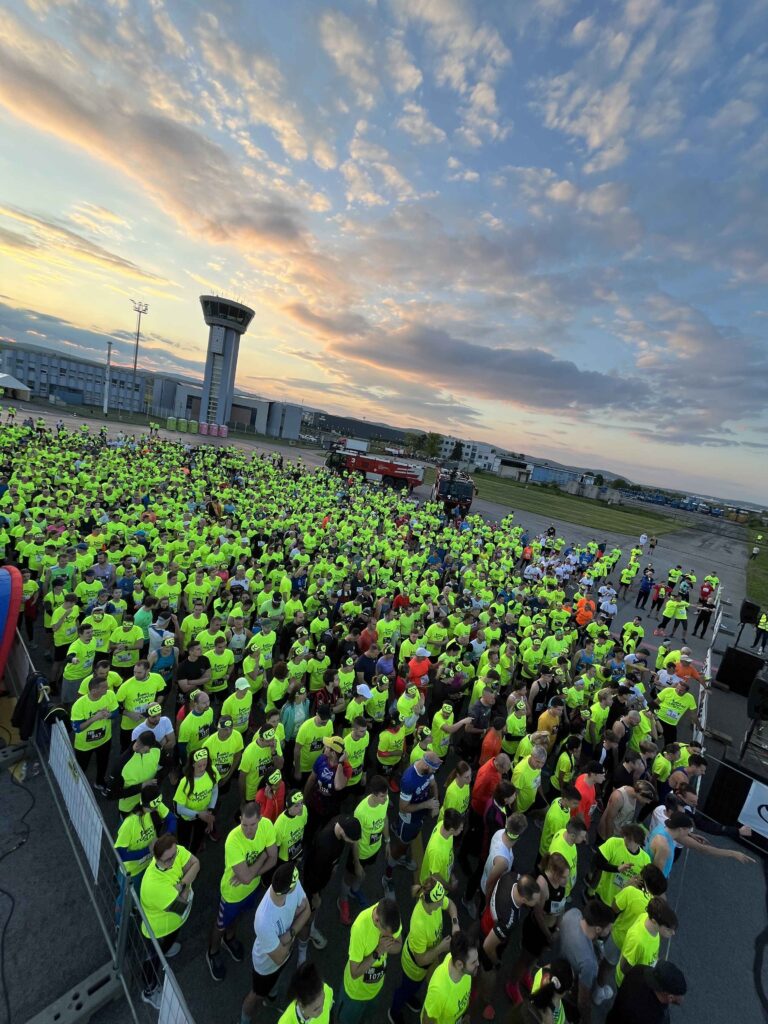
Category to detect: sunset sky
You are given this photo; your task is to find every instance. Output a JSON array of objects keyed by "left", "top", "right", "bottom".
[{"left": 0, "top": 0, "right": 766, "bottom": 501}]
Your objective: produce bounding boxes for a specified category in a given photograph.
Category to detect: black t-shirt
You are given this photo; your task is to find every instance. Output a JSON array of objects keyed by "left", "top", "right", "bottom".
[
  {"left": 490, "top": 873, "right": 524, "bottom": 941},
  {"left": 178, "top": 655, "right": 211, "bottom": 681},
  {"left": 606, "top": 966, "right": 669, "bottom": 1024},
  {"left": 302, "top": 818, "right": 345, "bottom": 895}
]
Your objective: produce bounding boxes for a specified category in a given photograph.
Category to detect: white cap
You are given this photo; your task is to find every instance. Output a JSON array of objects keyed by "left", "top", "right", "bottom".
[
  {"left": 234, "top": 676, "right": 250, "bottom": 690},
  {"left": 356, "top": 684, "right": 373, "bottom": 699}
]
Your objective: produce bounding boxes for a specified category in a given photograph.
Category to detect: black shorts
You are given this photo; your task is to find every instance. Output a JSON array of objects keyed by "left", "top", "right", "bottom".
[
  {"left": 479, "top": 939, "right": 507, "bottom": 973},
  {"left": 347, "top": 847, "right": 380, "bottom": 871},
  {"left": 54, "top": 643, "right": 70, "bottom": 660},
  {"left": 521, "top": 912, "right": 551, "bottom": 957},
  {"left": 251, "top": 961, "right": 284, "bottom": 998}
]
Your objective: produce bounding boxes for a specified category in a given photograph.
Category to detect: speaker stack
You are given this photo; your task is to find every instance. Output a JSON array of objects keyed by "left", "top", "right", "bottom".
[{"left": 716, "top": 645, "right": 766, "bottom": 697}]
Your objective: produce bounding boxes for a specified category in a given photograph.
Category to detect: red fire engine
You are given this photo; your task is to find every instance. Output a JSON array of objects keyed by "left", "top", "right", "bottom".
[{"left": 325, "top": 446, "right": 424, "bottom": 491}]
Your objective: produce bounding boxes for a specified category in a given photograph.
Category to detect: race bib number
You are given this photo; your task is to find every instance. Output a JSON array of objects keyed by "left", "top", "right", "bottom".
[
  {"left": 364, "top": 965, "right": 385, "bottom": 985},
  {"left": 86, "top": 726, "right": 106, "bottom": 743},
  {"left": 549, "top": 898, "right": 567, "bottom": 914}
]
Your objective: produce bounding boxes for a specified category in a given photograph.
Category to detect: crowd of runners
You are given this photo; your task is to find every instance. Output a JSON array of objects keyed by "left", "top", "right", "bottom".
[{"left": 2, "top": 423, "right": 756, "bottom": 1024}]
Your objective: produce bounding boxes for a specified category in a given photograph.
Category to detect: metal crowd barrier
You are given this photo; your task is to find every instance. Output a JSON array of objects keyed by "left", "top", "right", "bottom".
[
  {"left": 693, "top": 585, "right": 724, "bottom": 747},
  {"left": 4, "top": 633, "right": 195, "bottom": 1024}
]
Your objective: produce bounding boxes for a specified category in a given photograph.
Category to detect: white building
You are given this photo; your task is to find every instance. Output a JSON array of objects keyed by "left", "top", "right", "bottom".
[{"left": 438, "top": 436, "right": 501, "bottom": 472}]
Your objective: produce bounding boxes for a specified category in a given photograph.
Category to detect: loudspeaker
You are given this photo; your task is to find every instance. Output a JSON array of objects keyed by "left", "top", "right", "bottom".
[
  {"left": 748, "top": 669, "right": 768, "bottom": 721},
  {"left": 740, "top": 599, "right": 761, "bottom": 625},
  {"left": 716, "top": 645, "right": 766, "bottom": 697}
]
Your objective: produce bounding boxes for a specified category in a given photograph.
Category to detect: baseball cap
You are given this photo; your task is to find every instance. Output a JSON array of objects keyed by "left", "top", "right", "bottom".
[
  {"left": 680, "top": 654, "right": 693, "bottom": 662},
  {"left": 219, "top": 715, "right": 234, "bottom": 729},
  {"left": 146, "top": 703, "right": 162, "bottom": 717},
  {"left": 356, "top": 684, "right": 373, "bottom": 699},
  {"left": 648, "top": 961, "right": 687, "bottom": 995},
  {"left": 415, "top": 646, "right": 430, "bottom": 657},
  {"left": 162, "top": 636, "right": 175, "bottom": 647},
  {"left": 267, "top": 769, "right": 282, "bottom": 786},
  {"left": 323, "top": 735, "right": 344, "bottom": 755},
  {"left": 234, "top": 676, "right": 250, "bottom": 690}
]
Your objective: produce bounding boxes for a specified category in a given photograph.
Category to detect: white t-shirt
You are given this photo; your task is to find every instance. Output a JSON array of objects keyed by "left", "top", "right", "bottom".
[
  {"left": 131, "top": 717, "right": 174, "bottom": 744},
  {"left": 251, "top": 882, "right": 306, "bottom": 975},
  {"left": 481, "top": 829, "right": 514, "bottom": 894}
]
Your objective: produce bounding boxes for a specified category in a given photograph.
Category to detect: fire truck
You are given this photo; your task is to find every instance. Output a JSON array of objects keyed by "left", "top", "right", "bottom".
[
  {"left": 325, "top": 446, "right": 425, "bottom": 491},
  {"left": 432, "top": 467, "right": 476, "bottom": 515}
]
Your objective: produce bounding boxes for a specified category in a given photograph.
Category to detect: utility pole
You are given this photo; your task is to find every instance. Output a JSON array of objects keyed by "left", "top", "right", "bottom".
[
  {"left": 130, "top": 299, "right": 149, "bottom": 414},
  {"left": 103, "top": 340, "right": 113, "bottom": 416}
]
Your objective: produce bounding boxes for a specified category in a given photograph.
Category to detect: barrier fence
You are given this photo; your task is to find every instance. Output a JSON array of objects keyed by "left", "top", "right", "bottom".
[
  {"left": 694, "top": 585, "right": 724, "bottom": 746},
  {"left": 4, "top": 634, "right": 195, "bottom": 1024}
]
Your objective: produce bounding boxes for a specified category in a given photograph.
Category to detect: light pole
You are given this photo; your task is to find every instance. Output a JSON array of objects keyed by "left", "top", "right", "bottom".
[
  {"left": 130, "top": 299, "right": 149, "bottom": 414},
  {"left": 103, "top": 339, "right": 113, "bottom": 416}
]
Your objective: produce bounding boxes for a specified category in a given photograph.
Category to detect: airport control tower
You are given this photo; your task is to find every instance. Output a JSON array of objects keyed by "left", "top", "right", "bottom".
[{"left": 199, "top": 295, "right": 255, "bottom": 426}]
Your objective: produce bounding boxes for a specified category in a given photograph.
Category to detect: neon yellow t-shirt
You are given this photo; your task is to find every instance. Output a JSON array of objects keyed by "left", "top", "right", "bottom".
[
  {"left": 420, "top": 826, "right": 454, "bottom": 884},
  {"left": 423, "top": 953, "right": 471, "bottom": 1024},
  {"left": 617, "top": 916, "right": 659, "bottom": 986},
  {"left": 71, "top": 690, "right": 118, "bottom": 751},
  {"left": 401, "top": 896, "right": 449, "bottom": 982},
  {"left": 354, "top": 796, "right": 388, "bottom": 861},
  {"left": 274, "top": 806, "right": 308, "bottom": 862},
  {"left": 343, "top": 903, "right": 401, "bottom": 1001},
  {"left": 219, "top": 818, "right": 276, "bottom": 902},
  {"left": 277, "top": 984, "right": 334, "bottom": 1024},
  {"left": 140, "top": 844, "right": 192, "bottom": 938}
]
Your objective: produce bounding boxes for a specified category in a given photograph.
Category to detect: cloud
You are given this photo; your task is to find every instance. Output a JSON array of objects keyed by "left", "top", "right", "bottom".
[
  {"left": 395, "top": 101, "right": 446, "bottom": 144},
  {"left": 386, "top": 34, "right": 423, "bottom": 93},
  {"left": 319, "top": 10, "right": 379, "bottom": 110},
  {"left": 283, "top": 302, "right": 371, "bottom": 338},
  {"left": 393, "top": 0, "right": 511, "bottom": 143},
  {"left": 326, "top": 319, "right": 650, "bottom": 412},
  {"left": 0, "top": 204, "right": 171, "bottom": 285}
]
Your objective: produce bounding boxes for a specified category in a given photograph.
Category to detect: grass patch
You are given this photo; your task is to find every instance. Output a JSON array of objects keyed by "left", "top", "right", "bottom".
[
  {"left": 746, "top": 527, "right": 768, "bottom": 608},
  {"left": 423, "top": 467, "right": 679, "bottom": 538}
]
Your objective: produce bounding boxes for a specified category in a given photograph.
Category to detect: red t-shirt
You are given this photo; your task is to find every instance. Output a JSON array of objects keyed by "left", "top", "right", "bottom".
[
  {"left": 255, "top": 781, "right": 286, "bottom": 822},
  {"left": 471, "top": 759, "right": 501, "bottom": 816},
  {"left": 480, "top": 730, "right": 502, "bottom": 766}
]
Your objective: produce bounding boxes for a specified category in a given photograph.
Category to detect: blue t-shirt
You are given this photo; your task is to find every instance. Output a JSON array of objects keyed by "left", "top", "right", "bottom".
[
  {"left": 399, "top": 764, "right": 432, "bottom": 825},
  {"left": 313, "top": 755, "right": 336, "bottom": 799}
]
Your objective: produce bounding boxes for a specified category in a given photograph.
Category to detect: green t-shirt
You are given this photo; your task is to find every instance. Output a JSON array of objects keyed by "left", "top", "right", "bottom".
[
  {"left": 173, "top": 768, "right": 219, "bottom": 814},
  {"left": 344, "top": 731, "right": 370, "bottom": 786},
  {"left": 617, "top": 916, "right": 659, "bottom": 986},
  {"left": 110, "top": 624, "right": 144, "bottom": 668},
  {"left": 295, "top": 717, "right": 333, "bottom": 773},
  {"left": 118, "top": 747, "right": 161, "bottom": 813},
  {"left": 116, "top": 674, "right": 166, "bottom": 731},
  {"left": 594, "top": 838, "right": 650, "bottom": 906},
  {"left": 115, "top": 802, "right": 171, "bottom": 876},
  {"left": 401, "top": 896, "right": 448, "bottom": 982},
  {"left": 278, "top": 984, "right": 333, "bottom": 1024},
  {"left": 612, "top": 884, "right": 651, "bottom": 949},
  {"left": 354, "top": 795, "right": 388, "bottom": 861},
  {"left": 71, "top": 690, "right": 119, "bottom": 750},
  {"left": 203, "top": 730, "right": 244, "bottom": 779},
  {"left": 420, "top": 826, "right": 454, "bottom": 884},
  {"left": 219, "top": 818, "right": 276, "bottom": 902},
  {"left": 343, "top": 903, "right": 402, "bottom": 1001},
  {"left": 423, "top": 953, "right": 471, "bottom": 1024},
  {"left": 274, "top": 806, "right": 308, "bottom": 861},
  {"left": 140, "top": 845, "right": 192, "bottom": 938},
  {"left": 177, "top": 708, "right": 214, "bottom": 752}
]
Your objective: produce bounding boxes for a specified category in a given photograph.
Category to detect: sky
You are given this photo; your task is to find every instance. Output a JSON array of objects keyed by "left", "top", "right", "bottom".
[{"left": 0, "top": 0, "right": 767, "bottom": 502}]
